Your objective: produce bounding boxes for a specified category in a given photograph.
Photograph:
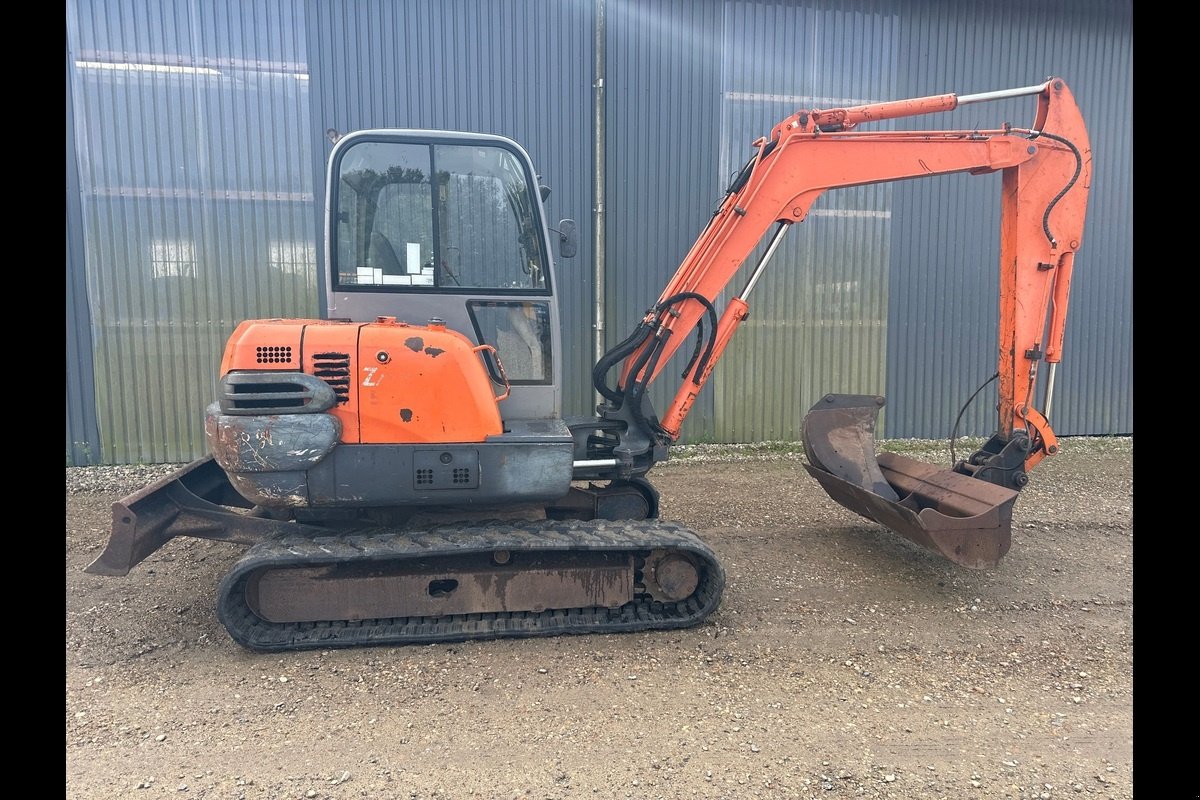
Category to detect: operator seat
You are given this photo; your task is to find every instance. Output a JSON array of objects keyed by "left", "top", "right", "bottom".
[{"left": 368, "top": 231, "right": 405, "bottom": 275}]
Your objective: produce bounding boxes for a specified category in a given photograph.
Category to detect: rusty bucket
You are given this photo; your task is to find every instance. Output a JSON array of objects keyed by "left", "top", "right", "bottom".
[{"left": 801, "top": 394, "right": 1018, "bottom": 568}]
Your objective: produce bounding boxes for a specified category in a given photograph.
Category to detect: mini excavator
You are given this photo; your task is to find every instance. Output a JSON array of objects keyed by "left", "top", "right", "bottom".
[{"left": 86, "top": 78, "right": 1091, "bottom": 651}]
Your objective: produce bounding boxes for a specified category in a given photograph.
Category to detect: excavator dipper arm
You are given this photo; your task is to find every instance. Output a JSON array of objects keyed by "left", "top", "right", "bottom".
[{"left": 593, "top": 78, "right": 1091, "bottom": 567}]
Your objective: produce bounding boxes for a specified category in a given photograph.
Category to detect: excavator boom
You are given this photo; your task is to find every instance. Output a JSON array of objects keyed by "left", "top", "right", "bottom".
[{"left": 594, "top": 78, "right": 1090, "bottom": 567}]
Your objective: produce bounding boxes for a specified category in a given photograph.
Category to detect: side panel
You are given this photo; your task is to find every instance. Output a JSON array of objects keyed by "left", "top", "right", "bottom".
[
  {"left": 355, "top": 322, "right": 503, "bottom": 443},
  {"left": 214, "top": 438, "right": 573, "bottom": 509},
  {"left": 306, "top": 441, "right": 573, "bottom": 507}
]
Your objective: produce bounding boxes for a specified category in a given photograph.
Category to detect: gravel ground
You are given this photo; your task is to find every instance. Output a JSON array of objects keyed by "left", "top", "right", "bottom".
[{"left": 66, "top": 436, "right": 1133, "bottom": 799}]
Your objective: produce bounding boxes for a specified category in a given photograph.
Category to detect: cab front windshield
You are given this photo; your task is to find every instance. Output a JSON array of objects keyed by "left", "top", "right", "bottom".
[{"left": 333, "top": 139, "right": 548, "bottom": 292}]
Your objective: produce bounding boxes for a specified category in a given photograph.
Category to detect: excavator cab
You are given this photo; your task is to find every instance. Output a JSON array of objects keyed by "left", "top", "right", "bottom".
[{"left": 326, "top": 131, "right": 566, "bottom": 420}]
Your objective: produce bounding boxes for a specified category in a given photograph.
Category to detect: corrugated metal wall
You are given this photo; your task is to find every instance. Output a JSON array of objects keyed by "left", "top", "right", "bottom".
[
  {"left": 66, "top": 0, "right": 316, "bottom": 464},
  {"left": 883, "top": 0, "right": 1133, "bottom": 438},
  {"left": 711, "top": 0, "right": 901, "bottom": 442},
  {"left": 604, "top": 0, "right": 903, "bottom": 444},
  {"left": 67, "top": 37, "right": 102, "bottom": 466},
  {"left": 66, "top": 0, "right": 1132, "bottom": 464}
]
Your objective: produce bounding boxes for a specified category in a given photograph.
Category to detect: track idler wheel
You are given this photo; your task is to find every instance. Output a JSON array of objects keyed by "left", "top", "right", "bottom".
[{"left": 801, "top": 394, "right": 1019, "bottom": 569}]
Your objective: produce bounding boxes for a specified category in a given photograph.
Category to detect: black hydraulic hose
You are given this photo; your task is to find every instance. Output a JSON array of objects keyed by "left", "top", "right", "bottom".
[
  {"left": 620, "top": 328, "right": 666, "bottom": 406},
  {"left": 626, "top": 333, "right": 671, "bottom": 440},
  {"left": 1026, "top": 130, "right": 1083, "bottom": 249},
  {"left": 655, "top": 292, "right": 719, "bottom": 385},
  {"left": 724, "top": 137, "right": 777, "bottom": 197},
  {"left": 680, "top": 316, "right": 706, "bottom": 381},
  {"left": 725, "top": 154, "right": 758, "bottom": 199},
  {"left": 950, "top": 371, "right": 999, "bottom": 465},
  {"left": 596, "top": 291, "right": 719, "bottom": 408},
  {"left": 593, "top": 322, "right": 654, "bottom": 404}
]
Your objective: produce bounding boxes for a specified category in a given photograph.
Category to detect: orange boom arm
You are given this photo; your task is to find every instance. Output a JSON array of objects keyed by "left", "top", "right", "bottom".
[{"left": 598, "top": 78, "right": 1090, "bottom": 475}]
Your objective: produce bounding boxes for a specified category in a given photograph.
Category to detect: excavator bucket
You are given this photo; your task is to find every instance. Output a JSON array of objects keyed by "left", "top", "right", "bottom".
[{"left": 801, "top": 394, "right": 1018, "bottom": 569}]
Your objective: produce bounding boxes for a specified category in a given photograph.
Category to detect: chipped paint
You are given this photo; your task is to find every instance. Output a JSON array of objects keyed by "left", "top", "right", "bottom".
[
  {"left": 399, "top": 409, "right": 413, "bottom": 422},
  {"left": 229, "top": 473, "right": 308, "bottom": 507},
  {"left": 424, "top": 347, "right": 444, "bottom": 358},
  {"left": 404, "top": 337, "right": 424, "bottom": 352}
]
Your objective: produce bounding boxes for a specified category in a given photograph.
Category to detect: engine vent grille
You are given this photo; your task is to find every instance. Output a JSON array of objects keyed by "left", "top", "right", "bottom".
[
  {"left": 413, "top": 449, "right": 480, "bottom": 490},
  {"left": 255, "top": 345, "right": 293, "bottom": 364},
  {"left": 312, "top": 352, "right": 351, "bottom": 405},
  {"left": 218, "top": 371, "right": 337, "bottom": 415}
]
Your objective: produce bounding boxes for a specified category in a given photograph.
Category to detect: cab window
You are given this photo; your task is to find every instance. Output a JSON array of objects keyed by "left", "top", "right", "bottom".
[{"left": 333, "top": 140, "right": 549, "bottom": 293}]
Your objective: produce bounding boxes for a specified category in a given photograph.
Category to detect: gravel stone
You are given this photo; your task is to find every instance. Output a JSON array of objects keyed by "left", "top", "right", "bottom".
[{"left": 66, "top": 437, "right": 1133, "bottom": 800}]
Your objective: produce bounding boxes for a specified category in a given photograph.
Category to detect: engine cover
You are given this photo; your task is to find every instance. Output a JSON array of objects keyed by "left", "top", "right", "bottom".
[{"left": 217, "top": 316, "right": 504, "bottom": 444}]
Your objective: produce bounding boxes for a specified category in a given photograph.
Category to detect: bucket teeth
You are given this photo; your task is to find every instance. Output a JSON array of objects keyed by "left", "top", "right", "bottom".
[{"left": 801, "top": 394, "right": 1018, "bottom": 569}]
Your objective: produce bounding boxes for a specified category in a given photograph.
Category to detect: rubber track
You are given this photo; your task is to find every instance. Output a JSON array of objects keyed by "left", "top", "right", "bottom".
[{"left": 216, "top": 518, "right": 725, "bottom": 651}]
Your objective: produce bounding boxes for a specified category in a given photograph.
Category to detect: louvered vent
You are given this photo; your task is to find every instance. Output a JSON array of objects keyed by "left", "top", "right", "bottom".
[
  {"left": 218, "top": 372, "right": 337, "bottom": 415},
  {"left": 313, "top": 352, "right": 351, "bottom": 405}
]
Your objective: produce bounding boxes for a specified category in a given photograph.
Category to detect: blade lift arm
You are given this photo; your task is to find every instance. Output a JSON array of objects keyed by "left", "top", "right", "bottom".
[{"left": 583, "top": 78, "right": 1091, "bottom": 487}]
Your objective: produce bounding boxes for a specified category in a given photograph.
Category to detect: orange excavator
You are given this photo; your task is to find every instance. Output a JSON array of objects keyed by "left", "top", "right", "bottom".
[{"left": 86, "top": 77, "right": 1091, "bottom": 651}]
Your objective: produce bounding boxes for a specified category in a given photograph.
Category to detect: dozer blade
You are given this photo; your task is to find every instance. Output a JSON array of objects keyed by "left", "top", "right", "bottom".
[
  {"left": 801, "top": 394, "right": 1018, "bottom": 569},
  {"left": 84, "top": 456, "right": 278, "bottom": 577}
]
